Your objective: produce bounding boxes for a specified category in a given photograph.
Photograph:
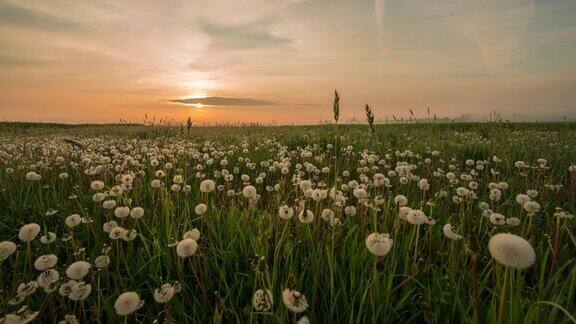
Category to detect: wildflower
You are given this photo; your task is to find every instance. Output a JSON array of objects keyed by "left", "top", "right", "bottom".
[
  {"left": 37, "top": 269, "right": 60, "bottom": 289},
  {"left": 490, "top": 213, "right": 506, "bottom": 225},
  {"left": 242, "top": 185, "right": 257, "bottom": 199},
  {"left": 252, "top": 289, "right": 273, "bottom": 311},
  {"left": 25, "top": 171, "right": 41, "bottom": 181},
  {"left": 59, "top": 280, "right": 78, "bottom": 297},
  {"left": 114, "top": 291, "right": 144, "bottom": 316},
  {"left": 94, "top": 255, "right": 111, "bottom": 268},
  {"left": 65, "top": 214, "right": 83, "bottom": 227},
  {"left": 176, "top": 239, "right": 198, "bottom": 257},
  {"left": 406, "top": 210, "right": 428, "bottom": 225},
  {"left": 66, "top": 261, "right": 91, "bottom": 280},
  {"left": 40, "top": 232, "right": 57, "bottom": 244},
  {"left": 90, "top": 180, "right": 105, "bottom": 190},
  {"left": 18, "top": 223, "right": 41, "bottom": 242},
  {"left": 17, "top": 281, "right": 38, "bottom": 297},
  {"left": 393, "top": 195, "right": 408, "bottom": 207},
  {"left": 506, "top": 217, "right": 521, "bottom": 227},
  {"left": 0, "top": 241, "right": 17, "bottom": 261},
  {"left": 442, "top": 224, "right": 462, "bottom": 240},
  {"left": 114, "top": 206, "right": 130, "bottom": 218},
  {"left": 297, "top": 316, "right": 310, "bottom": 324},
  {"left": 68, "top": 282, "right": 92, "bottom": 301},
  {"left": 515, "top": 194, "right": 531, "bottom": 205},
  {"left": 154, "top": 283, "right": 176, "bottom": 303},
  {"left": 282, "top": 289, "right": 309, "bottom": 313},
  {"left": 200, "top": 179, "right": 216, "bottom": 193},
  {"left": 195, "top": 203, "right": 208, "bottom": 215},
  {"left": 488, "top": 233, "right": 536, "bottom": 269},
  {"left": 102, "top": 200, "right": 117, "bottom": 209},
  {"left": 298, "top": 209, "right": 315, "bottom": 223},
  {"left": 344, "top": 206, "right": 357, "bottom": 217},
  {"left": 183, "top": 229, "right": 201, "bottom": 241},
  {"left": 130, "top": 207, "right": 145, "bottom": 219},
  {"left": 523, "top": 201, "right": 541, "bottom": 214},
  {"left": 34, "top": 254, "right": 58, "bottom": 270},
  {"left": 151, "top": 179, "right": 163, "bottom": 188},
  {"left": 321, "top": 209, "right": 335, "bottom": 221},
  {"left": 278, "top": 205, "right": 294, "bottom": 220},
  {"left": 365, "top": 233, "right": 393, "bottom": 256}
]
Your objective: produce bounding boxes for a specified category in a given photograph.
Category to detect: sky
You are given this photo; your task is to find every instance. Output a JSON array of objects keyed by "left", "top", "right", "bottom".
[{"left": 1, "top": 0, "right": 575, "bottom": 124}]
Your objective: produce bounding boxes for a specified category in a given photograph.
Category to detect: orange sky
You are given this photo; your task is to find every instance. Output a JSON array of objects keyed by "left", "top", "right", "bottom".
[{"left": 1, "top": 0, "right": 576, "bottom": 124}]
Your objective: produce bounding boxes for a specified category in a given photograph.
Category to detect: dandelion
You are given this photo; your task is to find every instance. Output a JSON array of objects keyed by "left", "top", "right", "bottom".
[
  {"left": 200, "top": 179, "right": 216, "bottom": 193},
  {"left": 515, "top": 194, "right": 531, "bottom": 205},
  {"left": 65, "top": 214, "right": 83, "bottom": 227},
  {"left": 66, "top": 261, "right": 91, "bottom": 280},
  {"left": 393, "top": 195, "right": 408, "bottom": 207},
  {"left": 37, "top": 269, "right": 60, "bottom": 289},
  {"left": 114, "top": 206, "right": 130, "bottom": 218},
  {"left": 176, "top": 239, "right": 198, "bottom": 257},
  {"left": 282, "top": 289, "right": 309, "bottom": 313},
  {"left": 442, "top": 224, "right": 462, "bottom": 240},
  {"left": 0, "top": 241, "right": 17, "bottom": 261},
  {"left": 344, "top": 206, "right": 357, "bottom": 217},
  {"left": 195, "top": 203, "right": 208, "bottom": 215},
  {"left": 102, "top": 200, "right": 117, "bottom": 209},
  {"left": 278, "top": 205, "right": 294, "bottom": 220},
  {"left": 94, "top": 255, "right": 111, "bottom": 268},
  {"left": 39, "top": 232, "right": 56, "bottom": 245},
  {"left": 183, "top": 228, "right": 201, "bottom": 241},
  {"left": 298, "top": 209, "right": 315, "bottom": 223},
  {"left": 130, "top": 207, "right": 145, "bottom": 219},
  {"left": 488, "top": 233, "right": 535, "bottom": 270},
  {"left": 154, "top": 283, "right": 176, "bottom": 303},
  {"left": 68, "top": 282, "right": 92, "bottom": 301},
  {"left": 252, "top": 289, "right": 273, "bottom": 311},
  {"left": 242, "top": 185, "right": 257, "bottom": 199},
  {"left": 18, "top": 223, "right": 41, "bottom": 242},
  {"left": 114, "top": 291, "right": 144, "bottom": 316},
  {"left": 34, "top": 254, "right": 58, "bottom": 270},
  {"left": 490, "top": 213, "right": 506, "bottom": 226},
  {"left": 523, "top": 201, "right": 540, "bottom": 214},
  {"left": 365, "top": 233, "right": 393, "bottom": 256},
  {"left": 489, "top": 233, "right": 536, "bottom": 324},
  {"left": 406, "top": 209, "right": 428, "bottom": 225},
  {"left": 90, "top": 180, "right": 105, "bottom": 190}
]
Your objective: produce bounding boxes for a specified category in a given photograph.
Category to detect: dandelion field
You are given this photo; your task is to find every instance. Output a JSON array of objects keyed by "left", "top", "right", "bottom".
[{"left": 0, "top": 122, "right": 575, "bottom": 323}]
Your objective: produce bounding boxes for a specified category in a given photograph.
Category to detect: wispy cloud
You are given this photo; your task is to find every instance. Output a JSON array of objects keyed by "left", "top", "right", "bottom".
[{"left": 169, "top": 96, "right": 277, "bottom": 107}]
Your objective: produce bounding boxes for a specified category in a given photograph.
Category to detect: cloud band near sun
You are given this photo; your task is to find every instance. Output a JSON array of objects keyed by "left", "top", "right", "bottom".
[{"left": 169, "top": 97, "right": 277, "bottom": 107}]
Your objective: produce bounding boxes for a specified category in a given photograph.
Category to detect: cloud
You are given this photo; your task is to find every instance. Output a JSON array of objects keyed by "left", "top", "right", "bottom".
[{"left": 169, "top": 96, "right": 277, "bottom": 107}]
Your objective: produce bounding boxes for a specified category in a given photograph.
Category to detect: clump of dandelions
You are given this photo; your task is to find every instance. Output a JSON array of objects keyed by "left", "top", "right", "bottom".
[
  {"left": 114, "top": 291, "right": 144, "bottom": 316},
  {"left": 488, "top": 233, "right": 536, "bottom": 324},
  {"left": 365, "top": 233, "right": 393, "bottom": 256},
  {"left": 282, "top": 289, "right": 309, "bottom": 313}
]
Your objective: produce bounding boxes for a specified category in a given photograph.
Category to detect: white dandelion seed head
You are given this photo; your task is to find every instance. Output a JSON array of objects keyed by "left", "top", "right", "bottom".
[
  {"left": 176, "top": 239, "right": 198, "bottom": 257},
  {"left": 365, "top": 233, "right": 393, "bottom": 256},
  {"left": 114, "top": 291, "right": 144, "bottom": 316},
  {"left": 0, "top": 241, "right": 17, "bottom": 261},
  {"left": 34, "top": 254, "right": 58, "bottom": 271},
  {"left": 488, "top": 233, "right": 536, "bottom": 269},
  {"left": 18, "top": 223, "right": 41, "bottom": 242},
  {"left": 282, "top": 289, "right": 309, "bottom": 313},
  {"left": 65, "top": 261, "right": 91, "bottom": 280}
]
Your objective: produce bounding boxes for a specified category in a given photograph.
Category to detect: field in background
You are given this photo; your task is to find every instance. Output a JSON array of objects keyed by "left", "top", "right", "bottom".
[{"left": 0, "top": 122, "right": 575, "bottom": 323}]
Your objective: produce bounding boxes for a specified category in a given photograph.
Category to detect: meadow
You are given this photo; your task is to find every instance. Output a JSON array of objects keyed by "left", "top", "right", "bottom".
[{"left": 0, "top": 121, "right": 575, "bottom": 323}]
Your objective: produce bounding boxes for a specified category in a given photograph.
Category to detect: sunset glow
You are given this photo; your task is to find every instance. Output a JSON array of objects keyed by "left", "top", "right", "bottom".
[{"left": 1, "top": 0, "right": 575, "bottom": 124}]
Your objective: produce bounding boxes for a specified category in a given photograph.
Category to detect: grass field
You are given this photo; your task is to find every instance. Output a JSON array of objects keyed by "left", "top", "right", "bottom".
[{"left": 0, "top": 121, "right": 575, "bottom": 323}]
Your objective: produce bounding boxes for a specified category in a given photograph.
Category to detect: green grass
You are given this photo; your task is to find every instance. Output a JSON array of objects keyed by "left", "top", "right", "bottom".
[{"left": 0, "top": 122, "right": 575, "bottom": 323}]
